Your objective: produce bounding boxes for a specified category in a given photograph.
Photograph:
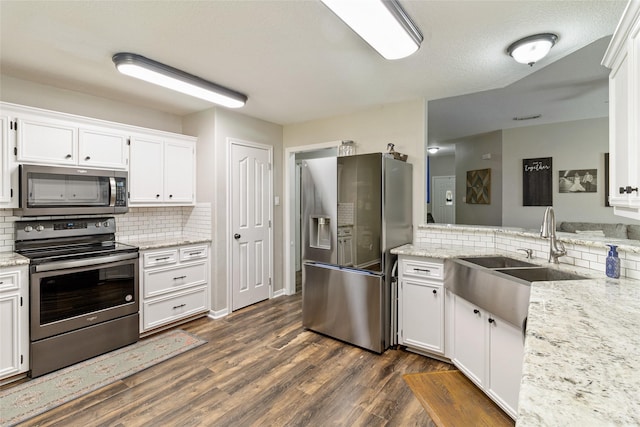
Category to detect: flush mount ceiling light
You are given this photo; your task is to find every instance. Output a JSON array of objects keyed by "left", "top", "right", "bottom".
[
  {"left": 112, "top": 53, "right": 247, "bottom": 108},
  {"left": 427, "top": 146, "right": 440, "bottom": 154},
  {"left": 320, "top": 0, "right": 423, "bottom": 60},
  {"left": 507, "top": 33, "right": 558, "bottom": 66}
]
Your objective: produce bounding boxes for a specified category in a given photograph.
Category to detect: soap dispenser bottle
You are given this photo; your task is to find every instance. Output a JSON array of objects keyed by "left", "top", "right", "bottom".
[{"left": 606, "top": 244, "right": 620, "bottom": 279}]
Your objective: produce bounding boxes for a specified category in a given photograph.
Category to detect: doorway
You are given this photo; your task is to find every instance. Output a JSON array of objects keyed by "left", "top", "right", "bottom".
[{"left": 432, "top": 175, "right": 456, "bottom": 224}]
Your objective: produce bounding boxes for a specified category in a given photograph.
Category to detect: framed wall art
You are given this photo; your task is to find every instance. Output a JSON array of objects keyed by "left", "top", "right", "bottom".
[
  {"left": 466, "top": 168, "right": 491, "bottom": 204},
  {"left": 559, "top": 168, "right": 597, "bottom": 193},
  {"left": 523, "top": 157, "right": 552, "bottom": 206}
]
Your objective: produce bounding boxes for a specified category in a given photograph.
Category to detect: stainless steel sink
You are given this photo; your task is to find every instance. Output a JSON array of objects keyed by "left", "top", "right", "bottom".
[
  {"left": 446, "top": 257, "right": 587, "bottom": 329},
  {"left": 459, "top": 256, "right": 538, "bottom": 269},
  {"left": 495, "top": 267, "right": 587, "bottom": 283}
]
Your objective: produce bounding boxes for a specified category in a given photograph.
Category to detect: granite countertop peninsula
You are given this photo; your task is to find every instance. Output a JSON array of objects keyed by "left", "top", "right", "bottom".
[
  {"left": 391, "top": 243, "right": 501, "bottom": 259},
  {"left": 0, "top": 252, "right": 30, "bottom": 268},
  {"left": 518, "top": 277, "right": 640, "bottom": 426},
  {"left": 394, "top": 240, "right": 640, "bottom": 425},
  {"left": 121, "top": 237, "right": 212, "bottom": 251}
]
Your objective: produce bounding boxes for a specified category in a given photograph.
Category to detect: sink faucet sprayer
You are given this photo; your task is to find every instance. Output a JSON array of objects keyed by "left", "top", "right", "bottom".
[{"left": 540, "top": 206, "right": 566, "bottom": 264}]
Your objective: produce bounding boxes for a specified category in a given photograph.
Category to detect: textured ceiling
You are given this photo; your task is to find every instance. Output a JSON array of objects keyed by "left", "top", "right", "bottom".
[{"left": 0, "top": 1, "right": 629, "bottom": 126}]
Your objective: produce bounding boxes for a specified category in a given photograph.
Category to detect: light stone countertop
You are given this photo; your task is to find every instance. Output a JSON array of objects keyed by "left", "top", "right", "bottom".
[
  {"left": 0, "top": 252, "right": 30, "bottom": 268},
  {"left": 393, "top": 242, "right": 640, "bottom": 426},
  {"left": 120, "top": 237, "right": 212, "bottom": 251},
  {"left": 517, "top": 277, "right": 640, "bottom": 426}
]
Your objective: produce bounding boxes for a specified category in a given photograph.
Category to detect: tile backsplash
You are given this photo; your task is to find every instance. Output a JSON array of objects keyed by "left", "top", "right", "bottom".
[
  {"left": 416, "top": 224, "right": 640, "bottom": 280},
  {"left": 0, "top": 203, "right": 212, "bottom": 252}
]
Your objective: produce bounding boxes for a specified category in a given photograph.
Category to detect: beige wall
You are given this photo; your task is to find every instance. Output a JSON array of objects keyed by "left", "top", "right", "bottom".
[
  {"left": 283, "top": 99, "right": 427, "bottom": 229},
  {"left": 0, "top": 75, "right": 184, "bottom": 133},
  {"left": 183, "top": 108, "right": 284, "bottom": 313},
  {"left": 502, "top": 117, "right": 618, "bottom": 229}
]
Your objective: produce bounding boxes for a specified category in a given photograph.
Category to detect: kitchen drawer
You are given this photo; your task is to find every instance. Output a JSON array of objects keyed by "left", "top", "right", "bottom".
[
  {"left": 179, "top": 245, "right": 208, "bottom": 262},
  {"left": 402, "top": 258, "right": 444, "bottom": 280},
  {"left": 143, "top": 249, "right": 178, "bottom": 268},
  {"left": 0, "top": 271, "right": 20, "bottom": 293},
  {"left": 142, "top": 286, "right": 208, "bottom": 331},
  {"left": 143, "top": 261, "right": 207, "bottom": 298}
]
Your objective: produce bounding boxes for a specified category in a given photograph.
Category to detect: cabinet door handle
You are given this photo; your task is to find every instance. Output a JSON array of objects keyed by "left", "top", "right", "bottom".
[
  {"left": 488, "top": 318, "right": 495, "bottom": 324},
  {"left": 156, "top": 194, "right": 160, "bottom": 198},
  {"left": 169, "top": 194, "right": 173, "bottom": 198},
  {"left": 619, "top": 186, "right": 639, "bottom": 194},
  {"left": 172, "top": 303, "right": 186, "bottom": 310},
  {"left": 473, "top": 309, "right": 480, "bottom": 315},
  {"left": 65, "top": 154, "right": 72, "bottom": 159},
  {"left": 173, "top": 275, "right": 187, "bottom": 280},
  {"left": 432, "top": 289, "right": 437, "bottom": 295},
  {"left": 84, "top": 156, "right": 91, "bottom": 161}
]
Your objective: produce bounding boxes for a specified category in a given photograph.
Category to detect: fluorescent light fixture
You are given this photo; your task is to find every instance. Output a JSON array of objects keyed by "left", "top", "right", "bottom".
[
  {"left": 507, "top": 33, "right": 558, "bottom": 66},
  {"left": 112, "top": 53, "right": 247, "bottom": 108},
  {"left": 427, "top": 146, "right": 440, "bottom": 154},
  {"left": 321, "top": 0, "right": 423, "bottom": 60}
]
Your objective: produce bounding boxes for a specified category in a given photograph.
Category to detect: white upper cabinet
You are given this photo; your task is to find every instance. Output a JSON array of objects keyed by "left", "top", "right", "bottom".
[
  {"left": 16, "top": 112, "right": 78, "bottom": 166},
  {"left": 129, "top": 134, "right": 196, "bottom": 206},
  {"left": 602, "top": 1, "right": 640, "bottom": 219},
  {"left": 0, "top": 115, "right": 18, "bottom": 207},
  {"left": 2, "top": 103, "right": 129, "bottom": 170},
  {"left": 78, "top": 126, "right": 129, "bottom": 169}
]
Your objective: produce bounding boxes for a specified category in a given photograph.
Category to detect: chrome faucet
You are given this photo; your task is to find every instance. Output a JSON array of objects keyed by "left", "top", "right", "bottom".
[{"left": 540, "top": 206, "right": 566, "bottom": 264}]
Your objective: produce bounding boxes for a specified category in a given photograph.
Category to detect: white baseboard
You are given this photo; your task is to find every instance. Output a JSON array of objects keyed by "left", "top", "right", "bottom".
[{"left": 208, "top": 308, "right": 228, "bottom": 319}]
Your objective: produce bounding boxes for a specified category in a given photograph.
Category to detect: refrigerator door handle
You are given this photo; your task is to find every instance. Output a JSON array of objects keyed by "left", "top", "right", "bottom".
[{"left": 303, "top": 261, "right": 383, "bottom": 277}]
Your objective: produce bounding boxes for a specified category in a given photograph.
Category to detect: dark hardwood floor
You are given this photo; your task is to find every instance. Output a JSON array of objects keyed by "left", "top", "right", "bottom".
[{"left": 15, "top": 293, "right": 454, "bottom": 426}]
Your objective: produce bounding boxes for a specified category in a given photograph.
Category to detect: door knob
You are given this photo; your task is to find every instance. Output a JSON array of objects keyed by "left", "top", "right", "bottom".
[{"left": 234, "top": 233, "right": 241, "bottom": 239}]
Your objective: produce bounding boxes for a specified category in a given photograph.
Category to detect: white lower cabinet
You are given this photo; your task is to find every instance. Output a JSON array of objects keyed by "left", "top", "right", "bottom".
[
  {"left": 451, "top": 294, "right": 524, "bottom": 419},
  {"left": 398, "top": 256, "right": 445, "bottom": 356},
  {"left": 140, "top": 243, "right": 210, "bottom": 334},
  {"left": 0, "top": 265, "right": 29, "bottom": 382}
]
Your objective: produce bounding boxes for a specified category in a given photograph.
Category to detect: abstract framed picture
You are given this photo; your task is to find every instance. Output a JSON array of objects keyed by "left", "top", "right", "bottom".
[
  {"left": 559, "top": 169, "right": 597, "bottom": 193},
  {"left": 466, "top": 168, "right": 491, "bottom": 204}
]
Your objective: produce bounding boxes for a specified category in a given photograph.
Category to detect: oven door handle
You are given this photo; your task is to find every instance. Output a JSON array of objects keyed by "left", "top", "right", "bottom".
[{"left": 34, "top": 252, "right": 139, "bottom": 272}]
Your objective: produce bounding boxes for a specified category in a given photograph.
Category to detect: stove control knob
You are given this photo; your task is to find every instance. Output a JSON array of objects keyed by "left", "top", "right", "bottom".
[
  {"left": 103, "top": 221, "right": 110, "bottom": 227},
  {"left": 95, "top": 222, "right": 102, "bottom": 228},
  {"left": 24, "top": 225, "right": 33, "bottom": 232},
  {"left": 36, "top": 225, "right": 45, "bottom": 232}
]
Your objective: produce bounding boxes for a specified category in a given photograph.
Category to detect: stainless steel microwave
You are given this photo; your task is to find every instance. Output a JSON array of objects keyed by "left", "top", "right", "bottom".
[{"left": 18, "top": 164, "right": 128, "bottom": 216}]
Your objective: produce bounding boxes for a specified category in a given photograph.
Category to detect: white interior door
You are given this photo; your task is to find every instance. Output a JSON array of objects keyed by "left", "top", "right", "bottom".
[
  {"left": 433, "top": 176, "right": 456, "bottom": 224},
  {"left": 231, "top": 141, "right": 272, "bottom": 311}
]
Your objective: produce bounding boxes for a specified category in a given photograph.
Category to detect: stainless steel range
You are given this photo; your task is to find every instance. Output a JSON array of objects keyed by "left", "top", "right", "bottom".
[{"left": 15, "top": 217, "right": 139, "bottom": 377}]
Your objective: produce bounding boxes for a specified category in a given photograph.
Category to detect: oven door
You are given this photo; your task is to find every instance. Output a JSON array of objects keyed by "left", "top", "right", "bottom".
[{"left": 30, "top": 253, "right": 139, "bottom": 341}]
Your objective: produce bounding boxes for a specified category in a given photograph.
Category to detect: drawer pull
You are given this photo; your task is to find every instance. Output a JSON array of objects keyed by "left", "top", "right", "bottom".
[
  {"left": 155, "top": 257, "right": 171, "bottom": 261},
  {"left": 188, "top": 252, "right": 201, "bottom": 256},
  {"left": 173, "top": 275, "right": 187, "bottom": 280},
  {"left": 414, "top": 268, "right": 431, "bottom": 273},
  {"left": 0, "top": 281, "right": 3, "bottom": 285},
  {"left": 172, "top": 304, "right": 186, "bottom": 310}
]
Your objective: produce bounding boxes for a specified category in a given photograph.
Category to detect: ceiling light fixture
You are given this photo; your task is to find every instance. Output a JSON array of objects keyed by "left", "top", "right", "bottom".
[
  {"left": 320, "top": 0, "right": 423, "bottom": 60},
  {"left": 112, "top": 53, "right": 247, "bottom": 108},
  {"left": 427, "top": 146, "right": 440, "bottom": 154},
  {"left": 507, "top": 33, "right": 558, "bottom": 66}
]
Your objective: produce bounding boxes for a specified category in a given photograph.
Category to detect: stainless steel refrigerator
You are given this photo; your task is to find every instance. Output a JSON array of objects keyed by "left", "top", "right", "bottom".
[{"left": 301, "top": 152, "right": 413, "bottom": 353}]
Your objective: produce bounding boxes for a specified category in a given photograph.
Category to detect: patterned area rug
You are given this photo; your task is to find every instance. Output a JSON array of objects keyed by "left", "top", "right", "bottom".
[{"left": 0, "top": 329, "right": 206, "bottom": 426}]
